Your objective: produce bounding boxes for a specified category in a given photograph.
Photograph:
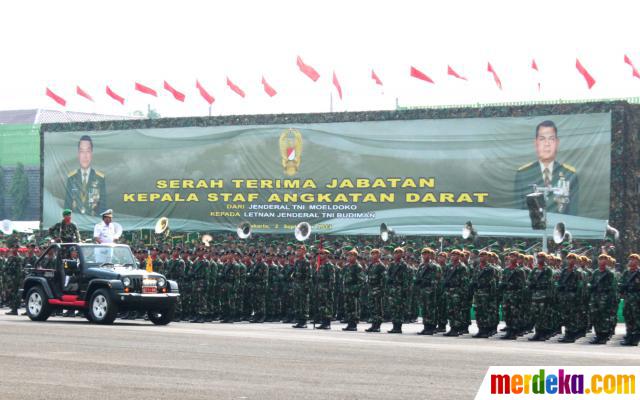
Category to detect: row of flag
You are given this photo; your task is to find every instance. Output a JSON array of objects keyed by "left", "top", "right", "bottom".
[{"left": 45, "top": 55, "right": 640, "bottom": 107}]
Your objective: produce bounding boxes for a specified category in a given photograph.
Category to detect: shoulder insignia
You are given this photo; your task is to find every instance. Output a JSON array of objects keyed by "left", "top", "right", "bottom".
[
  {"left": 95, "top": 170, "right": 105, "bottom": 178},
  {"left": 517, "top": 161, "right": 535, "bottom": 171},
  {"left": 561, "top": 163, "right": 576, "bottom": 173},
  {"left": 68, "top": 169, "right": 78, "bottom": 178}
]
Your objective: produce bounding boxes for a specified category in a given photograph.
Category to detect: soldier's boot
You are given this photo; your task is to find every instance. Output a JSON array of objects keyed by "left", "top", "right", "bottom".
[
  {"left": 204, "top": 315, "right": 213, "bottom": 323},
  {"left": 5, "top": 309, "right": 18, "bottom": 316},
  {"left": 63, "top": 310, "right": 76, "bottom": 318},
  {"left": 435, "top": 324, "right": 447, "bottom": 333},
  {"left": 486, "top": 326, "right": 498, "bottom": 337},
  {"left": 589, "top": 333, "right": 608, "bottom": 344},
  {"left": 444, "top": 327, "right": 460, "bottom": 337},
  {"left": 292, "top": 320, "right": 307, "bottom": 329},
  {"left": 461, "top": 325, "right": 470, "bottom": 334},
  {"left": 620, "top": 334, "right": 639, "bottom": 346},
  {"left": 317, "top": 319, "right": 331, "bottom": 330},
  {"left": 558, "top": 331, "right": 577, "bottom": 343},
  {"left": 528, "top": 329, "right": 546, "bottom": 341},
  {"left": 473, "top": 328, "right": 489, "bottom": 338},
  {"left": 388, "top": 322, "right": 403, "bottom": 334},
  {"left": 500, "top": 329, "right": 518, "bottom": 340},
  {"left": 342, "top": 321, "right": 358, "bottom": 331},
  {"left": 365, "top": 322, "right": 380, "bottom": 333},
  {"left": 417, "top": 324, "right": 435, "bottom": 335},
  {"left": 499, "top": 326, "right": 508, "bottom": 332}
]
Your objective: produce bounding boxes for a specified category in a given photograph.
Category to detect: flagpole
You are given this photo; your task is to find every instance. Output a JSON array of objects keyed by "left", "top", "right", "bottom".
[{"left": 330, "top": 92, "right": 333, "bottom": 113}]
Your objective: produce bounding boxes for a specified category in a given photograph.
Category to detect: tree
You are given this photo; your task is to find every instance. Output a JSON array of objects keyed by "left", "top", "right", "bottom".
[{"left": 9, "top": 163, "right": 28, "bottom": 220}]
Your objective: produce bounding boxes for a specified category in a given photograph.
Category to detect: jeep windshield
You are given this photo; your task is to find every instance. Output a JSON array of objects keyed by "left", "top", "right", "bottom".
[{"left": 80, "top": 245, "right": 138, "bottom": 268}]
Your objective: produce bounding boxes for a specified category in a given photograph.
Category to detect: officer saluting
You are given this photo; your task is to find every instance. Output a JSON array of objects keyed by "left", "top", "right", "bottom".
[{"left": 93, "top": 209, "right": 121, "bottom": 244}]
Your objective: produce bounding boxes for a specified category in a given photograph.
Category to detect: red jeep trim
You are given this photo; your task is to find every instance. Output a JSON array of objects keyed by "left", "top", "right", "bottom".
[{"left": 49, "top": 295, "right": 87, "bottom": 308}]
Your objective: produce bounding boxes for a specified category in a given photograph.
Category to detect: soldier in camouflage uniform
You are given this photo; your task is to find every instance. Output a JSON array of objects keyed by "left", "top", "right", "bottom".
[
  {"left": 4, "top": 245, "right": 23, "bottom": 315},
  {"left": 334, "top": 259, "right": 345, "bottom": 322},
  {"left": 500, "top": 251, "right": 528, "bottom": 340},
  {"left": 165, "top": 248, "right": 185, "bottom": 321},
  {"left": 181, "top": 249, "right": 195, "bottom": 321},
  {"left": 415, "top": 248, "right": 442, "bottom": 335},
  {"left": 619, "top": 253, "right": 640, "bottom": 346},
  {"left": 528, "top": 252, "right": 556, "bottom": 341},
  {"left": 291, "top": 245, "right": 312, "bottom": 328},
  {"left": 589, "top": 254, "right": 618, "bottom": 344},
  {"left": 250, "top": 249, "right": 269, "bottom": 323},
  {"left": 435, "top": 251, "right": 449, "bottom": 332},
  {"left": 387, "top": 248, "right": 410, "bottom": 334},
  {"left": 442, "top": 249, "right": 469, "bottom": 336},
  {"left": 265, "top": 251, "right": 281, "bottom": 322},
  {"left": 342, "top": 249, "right": 364, "bottom": 331},
  {"left": 0, "top": 248, "right": 6, "bottom": 307},
  {"left": 190, "top": 248, "right": 209, "bottom": 323},
  {"left": 233, "top": 252, "right": 247, "bottom": 322},
  {"left": 471, "top": 250, "right": 499, "bottom": 338},
  {"left": 281, "top": 253, "right": 296, "bottom": 323},
  {"left": 557, "top": 253, "right": 585, "bottom": 342},
  {"left": 48, "top": 209, "right": 81, "bottom": 244},
  {"left": 577, "top": 255, "right": 593, "bottom": 338},
  {"left": 316, "top": 249, "right": 336, "bottom": 329},
  {"left": 219, "top": 251, "right": 238, "bottom": 323},
  {"left": 365, "top": 248, "right": 386, "bottom": 333}
]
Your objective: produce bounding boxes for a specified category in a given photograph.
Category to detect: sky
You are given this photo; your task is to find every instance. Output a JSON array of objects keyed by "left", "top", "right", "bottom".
[{"left": 1, "top": 0, "right": 639, "bottom": 118}]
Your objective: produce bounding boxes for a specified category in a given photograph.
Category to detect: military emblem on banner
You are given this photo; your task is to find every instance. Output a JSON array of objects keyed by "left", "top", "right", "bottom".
[{"left": 279, "top": 128, "right": 303, "bottom": 176}]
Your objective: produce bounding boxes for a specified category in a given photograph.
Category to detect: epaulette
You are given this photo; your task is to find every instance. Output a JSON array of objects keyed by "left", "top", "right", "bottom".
[
  {"left": 95, "top": 170, "right": 105, "bottom": 178},
  {"left": 561, "top": 163, "right": 576, "bottom": 173},
  {"left": 517, "top": 161, "right": 535, "bottom": 171},
  {"left": 68, "top": 169, "right": 78, "bottom": 177}
]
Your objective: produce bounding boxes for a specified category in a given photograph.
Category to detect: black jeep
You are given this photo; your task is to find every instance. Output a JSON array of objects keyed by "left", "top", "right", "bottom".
[{"left": 20, "top": 243, "right": 179, "bottom": 325}]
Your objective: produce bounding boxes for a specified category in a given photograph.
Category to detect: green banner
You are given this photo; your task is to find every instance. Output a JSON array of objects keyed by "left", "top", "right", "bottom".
[{"left": 42, "top": 112, "right": 611, "bottom": 237}]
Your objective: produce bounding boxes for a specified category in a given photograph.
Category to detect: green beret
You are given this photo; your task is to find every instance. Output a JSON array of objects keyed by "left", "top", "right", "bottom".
[
  {"left": 343, "top": 245, "right": 354, "bottom": 252},
  {"left": 62, "top": 209, "right": 72, "bottom": 216}
]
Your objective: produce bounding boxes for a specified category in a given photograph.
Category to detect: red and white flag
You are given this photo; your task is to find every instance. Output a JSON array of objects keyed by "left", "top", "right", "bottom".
[
  {"left": 371, "top": 69, "right": 383, "bottom": 86},
  {"left": 135, "top": 82, "right": 157, "bottom": 97},
  {"left": 76, "top": 86, "right": 93, "bottom": 102},
  {"left": 106, "top": 86, "right": 125, "bottom": 105},
  {"left": 196, "top": 80, "right": 215, "bottom": 104},
  {"left": 447, "top": 65, "right": 467, "bottom": 81},
  {"left": 410, "top": 66, "right": 434, "bottom": 84},
  {"left": 531, "top": 59, "right": 541, "bottom": 91},
  {"left": 296, "top": 56, "right": 320, "bottom": 82},
  {"left": 226, "top": 77, "right": 246, "bottom": 98},
  {"left": 45, "top": 88, "right": 66, "bottom": 106},
  {"left": 487, "top": 62, "right": 502, "bottom": 90},
  {"left": 575, "top": 58, "right": 596, "bottom": 89},
  {"left": 332, "top": 71, "right": 343, "bottom": 99},
  {"left": 261, "top": 76, "right": 277, "bottom": 97},
  {"left": 624, "top": 54, "right": 640, "bottom": 80},
  {"left": 163, "top": 81, "right": 185, "bottom": 102}
]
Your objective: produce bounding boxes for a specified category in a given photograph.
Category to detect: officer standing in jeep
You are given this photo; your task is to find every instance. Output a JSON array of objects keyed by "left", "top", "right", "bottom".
[{"left": 48, "top": 209, "right": 81, "bottom": 244}]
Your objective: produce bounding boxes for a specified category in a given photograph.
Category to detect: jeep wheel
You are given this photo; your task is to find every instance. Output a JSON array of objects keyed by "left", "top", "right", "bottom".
[
  {"left": 148, "top": 305, "right": 175, "bottom": 326},
  {"left": 89, "top": 289, "right": 118, "bottom": 325},
  {"left": 26, "top": 286, "right": 52, "bottom": 322}
]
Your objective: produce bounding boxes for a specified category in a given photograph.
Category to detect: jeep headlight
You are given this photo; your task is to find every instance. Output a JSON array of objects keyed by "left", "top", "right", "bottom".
[
  {"left": 122, "top": 277, "right": 131, "bottom": 287},
  {"left": 157, "top": 277, "right": 166, "bottom": 287}
]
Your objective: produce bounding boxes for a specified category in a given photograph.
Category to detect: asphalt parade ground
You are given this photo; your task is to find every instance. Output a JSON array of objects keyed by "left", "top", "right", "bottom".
[{"left": 0, "top": 311, "right": 636, "bottom": 400}]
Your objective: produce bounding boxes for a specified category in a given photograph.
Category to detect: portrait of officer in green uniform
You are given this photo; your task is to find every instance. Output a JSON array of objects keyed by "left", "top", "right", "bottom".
[
  {"left": 514, "top": 120, "right": 579, "bottom": 215},
  {"left": 63, "top": 135, "right": 106, "bottom": 217}
]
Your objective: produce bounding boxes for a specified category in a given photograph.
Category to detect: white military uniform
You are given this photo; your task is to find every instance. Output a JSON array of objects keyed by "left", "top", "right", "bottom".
[{"left": 93, "top": 221, "right": 117, "bottom": 244}]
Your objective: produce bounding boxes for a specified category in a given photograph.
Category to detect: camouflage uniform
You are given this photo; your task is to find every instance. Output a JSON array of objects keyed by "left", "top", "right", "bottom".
[
  {"left": 529, "top": 264, "right": 556, "bottom": 340},
  {"left": 387, "top": 258, "right": 410, "bottom": 332},
  {"left": 292, "top": 258, "right": 312, "bottom": 326},
  {"left": 219, "top": 259, "right": 237, "bottom": 322},
  {"left": 234, "top": 261, "right": 247, "bottom": 320},
  {"left": 589, "top": 266, "right": 618, "bottom": 343},
  {"left": 250, "top": 259, "right": 269, "bottom": 322},
  {"left": 471, "top": 263, "right": 499, "bottom": 336},
  {"left": 190, "top": 257, "right": 209, "bottom": 322},
  {"left": 343, "top": 261, "right": 365, "bottom": 326},
  {"left": 619, "top": 265, "right": 640, "bottom": 345},
  {"left": 367, "top": 260, "right": 386, "bottom": 326},
  {"left": 415, "top": 258, "right": 442, "bottom": 333},
  {"left": 4, "top": 252, "right": 23, "bottom": 313},
  {"left": 48, "top": 220, "right": 81, "bottom": 243},
  {"left": 206, "top": 257, "right": 219, "bottom": 320},
  {"left": 266, "top": 261, "right": 281, "bottom": 321},
  {"left": 316, "top": 260, "right": 336, "bottom": 326},
  {"left": 442, "top": 261, "right": 469, "bottom": 335},
  {"left": 557, "top": 265, "right": 584, "bottom": 341},
  {"left": 500, "top": 264, "right": 528, "bottom": 338}
]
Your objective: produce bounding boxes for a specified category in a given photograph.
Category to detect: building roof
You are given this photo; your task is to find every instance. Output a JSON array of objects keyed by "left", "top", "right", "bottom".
[{"left": 0, "top": 109, "right": 142, "bottom": 124}]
